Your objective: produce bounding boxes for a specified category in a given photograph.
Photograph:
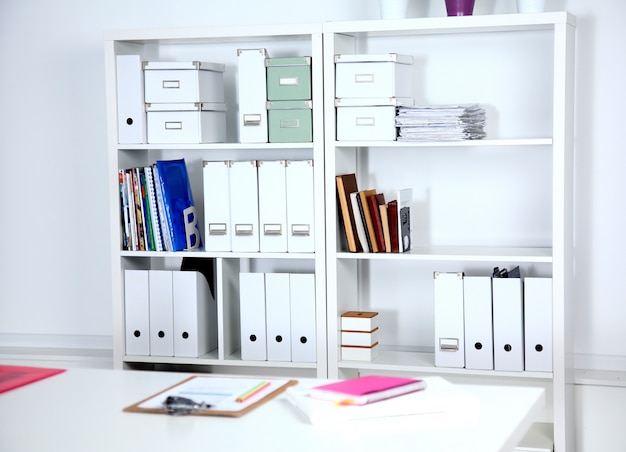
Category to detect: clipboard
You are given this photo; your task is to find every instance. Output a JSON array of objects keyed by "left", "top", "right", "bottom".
[{"left": 123, "top": 375, "right": 298, "bottom": 417}]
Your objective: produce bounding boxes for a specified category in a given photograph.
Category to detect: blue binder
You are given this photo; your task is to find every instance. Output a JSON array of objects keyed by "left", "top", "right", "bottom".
[{"left": 155, "top": 159, "right": 202, "bottom": 251}]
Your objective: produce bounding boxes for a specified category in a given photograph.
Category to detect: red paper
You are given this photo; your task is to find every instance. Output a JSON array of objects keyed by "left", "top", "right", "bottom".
[{"left": 0, "top": 365, "right": 66, "bottom": 394}]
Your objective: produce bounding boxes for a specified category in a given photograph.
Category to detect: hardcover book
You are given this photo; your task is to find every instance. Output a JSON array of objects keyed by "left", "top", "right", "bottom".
[
  {"left": 358, "top": 189, "right": 378, "bottom": 252},
  {"left": 366, "top": 193, "right": 387, "bottom": 252},
  {"left": 335, "top": 174, "right": 361, "bottom": 252},
  {"left": 310, "top": 375, "right": 426, "bottom": 405}
]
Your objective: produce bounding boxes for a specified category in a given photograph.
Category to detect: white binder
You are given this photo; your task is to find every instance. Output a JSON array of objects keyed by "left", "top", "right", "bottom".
[
  {"left": 172, "top": 271, "right": 217, "bottom": 358},
  {"left": 463, "top": 276, "right": 494, "bottom": 370},
  {"left": 115, "top": 55, "right": 146, "bottom": 144},
  {"left": 492, "top": 277, "right": 524, "bottom": 371},
  {"left": 237, "top": 48, "right": 269, "bottom": 143},
  {"left": 285, "top": 160, "right": 315, "bottom": 253},
  {"left": 229, "top": 160, "right": 260, "bottom": 252},
  {"left": 289, "top": 273, "right": 316, "bottom": 363},
  {"left": 148, "top": 270, "right": 174, "bottom": 357},
  {"left": 264, "top": 273, "right": 292, "bottom": 362},
  {"left": 434, "top": 272, "right": 465, "bottom": 368},
  {"left": 123, "top": 270, "right": 150, "bottom": 356},
  {"left": 524, "top": 277, "right": 553, "bottom": 372},
  {"left": 203, "top": 160, "right": 232, "bottom": 251},
  {"left": 258, "top": 160, "right": 288, "bottom": 253},
  {"left": 239, "top": 273, "right": 267, "bottom": 361}
]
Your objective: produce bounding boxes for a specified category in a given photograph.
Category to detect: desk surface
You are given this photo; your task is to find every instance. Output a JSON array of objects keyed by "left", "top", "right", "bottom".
[{"left": 0, "top": 368, "right": 544, "bottom": 452}]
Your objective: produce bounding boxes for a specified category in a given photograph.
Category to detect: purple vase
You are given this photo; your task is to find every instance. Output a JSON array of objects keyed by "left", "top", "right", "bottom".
[{"left": 445, "top": 0, "right": 475, "bottom": 16}]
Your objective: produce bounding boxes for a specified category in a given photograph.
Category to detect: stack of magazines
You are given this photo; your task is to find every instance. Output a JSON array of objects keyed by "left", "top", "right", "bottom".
[{"left": 395, "top": 104, "right": 486, "bottom": 141}]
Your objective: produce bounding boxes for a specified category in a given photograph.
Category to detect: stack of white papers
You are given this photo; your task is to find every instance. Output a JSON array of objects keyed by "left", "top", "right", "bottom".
[{"left": 395, "top": 104, "right": 486, "bottom": 141}]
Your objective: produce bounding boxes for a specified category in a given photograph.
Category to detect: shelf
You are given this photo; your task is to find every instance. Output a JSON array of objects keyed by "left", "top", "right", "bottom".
[
  {"left": 118, "top": 142, "right": 315, "bottom": 151},
  {"left": 337, "top": 246, "right": 552, "bottom": 263},
  {"left": 123, "top": 353, "right": 317, "bottom": 369},
  {"left": 337, "top": 347, "right": 554, "bottom": 380},
  {"left": 333, "top": 138, "right": 552, "bottom": 148},
  {"left": 323, "top": 12, "right": 575, "bottom": 36},
  {"left": 120, "top": 250, "right": 316, "bottom": 259}
]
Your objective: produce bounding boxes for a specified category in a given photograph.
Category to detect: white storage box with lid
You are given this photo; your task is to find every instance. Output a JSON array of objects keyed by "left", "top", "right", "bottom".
[
  {"left": 335, "top": 53, "right": 413, "bottom": 99},
  {"left": 144, "top": 61, "right": 225, "bottom": 104},
  {"left": 146, "top": 102, "right": 227, "bottom": 144},
  {"left": 336, "top": 97, "right": 413, "bottom": 141}
]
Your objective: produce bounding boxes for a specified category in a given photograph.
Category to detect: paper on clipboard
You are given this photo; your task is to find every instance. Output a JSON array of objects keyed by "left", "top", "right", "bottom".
[{"left": 124, "top": 376, "right": 297, "bottom": 417}]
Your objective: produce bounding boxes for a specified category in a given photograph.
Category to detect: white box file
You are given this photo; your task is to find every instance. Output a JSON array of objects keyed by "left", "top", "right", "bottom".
[
  {"left": 146, "top": 103, "right": 226, "bottom": 144},
  {"left": 335, "top": 97, "right": 412, "bottom": 142},
  {"left": 334, "top": 53, "right": 413, "bottom": 99},
  {"left": 144, "top": 61, "right": 225, "bottom": 104},
  {"left": 116, "top": 55, "right": 146, "bottom": 144},
  {"left": 285, "top": 160, "right": 315, "bottom": 253},
  {"left": 258, "top": 160, "right": 288, "bottom": 253},
  {"left": 524, "top": 277, "right": 553, "bottom": 372},
  {"left": 434, "top": 272, "right": 465, "bottom": 368},
  {"left": 239, "top": 273, "right": 267, "bottom": 361},
  {"left": 237, "top": 49, "right": 269, "bottom": 143},
  {"left": 265, "top": 273, "right": 292, "bottom": 362},
  {"left": 172, "top": 271, "right": 217, "bottom": 358},
  {"left": 203, "top": 160, "right": 232, "bottom": 252},
  {"left": 341, "top": 311, "right": 379, "bottom": 332},
  {"left": 341, "top": 328, "right": 379, "bottom": 347},
  {"left": 342, "top": 344, "right": 379, "bottom": 361},
  {"left": 124, "top": 270, "right": 150, "bottom": 356},
  {"left": 463, "top": 276, "right": 494, "bottom": 370},
  {"left": 289, "top": 273, "right": 316, "bottom": 363},
  {"left": 229, "top": 160, "right": 260, "bottom": 252},
  {"left": 148, "top": 270, "right": 174, "bottom": 357},
  {"left": 492, "top": 277, "right": 524, "bottom": 371}
]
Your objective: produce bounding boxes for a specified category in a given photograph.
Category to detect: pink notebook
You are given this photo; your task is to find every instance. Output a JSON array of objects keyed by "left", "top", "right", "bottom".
[
  {"left": 0, "top": 365, "right": 66, "bottom": 394},
  {"left": 310, "top": 375, "right": 426, "bottom": 405}
]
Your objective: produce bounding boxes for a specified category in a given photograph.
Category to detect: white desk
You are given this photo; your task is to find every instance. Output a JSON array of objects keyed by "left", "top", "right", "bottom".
[{"left": 0, "top": 368, "right": 544, "bottom": 452}]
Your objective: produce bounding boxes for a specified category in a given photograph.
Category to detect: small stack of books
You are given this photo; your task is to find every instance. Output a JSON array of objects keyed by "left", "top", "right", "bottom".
[
  {"left": 335, "top": 173, "right": 412, "bottom": 253},
  {"left": 395, "top": 104, "right": 487, "bottom": 141},
  {"left": 118, "top": 158, "right": 201, "bottom": 252}
]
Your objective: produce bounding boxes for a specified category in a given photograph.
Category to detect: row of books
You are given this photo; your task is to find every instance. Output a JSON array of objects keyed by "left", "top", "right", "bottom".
[
  {"left": 119, "top": 158, "right": 201, "bottom": 252},
  {"left": 336, "top": 173, "right": 412, "bottom": 253}
]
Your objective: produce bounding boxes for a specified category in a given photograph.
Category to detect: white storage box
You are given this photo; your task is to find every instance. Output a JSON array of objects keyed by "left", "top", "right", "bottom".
[
  {"left": 341, "top": 311, "right": 379, "bottom": 332},
  {"left": 146, "top": 102, "right": 227, "bottom": 144},
  {"left": 341, "top": 328, "right": 379, "bottom": 347},
  {"left": 336, "top": 97, "right": 412, "bottom": 142},
  {"left": 144, "top": 61, "right": 225, "bottom": 104},
  {"left": 341, "top": 343, "right": 379, "bottom": 361},
  {"left": 335, "top": 53, "right": 413, "bottom": 99}
]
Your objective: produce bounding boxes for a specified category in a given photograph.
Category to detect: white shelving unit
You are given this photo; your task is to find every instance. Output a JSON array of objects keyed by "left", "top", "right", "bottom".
[
  {"left": 104, "top": 12, "right": 575, "bottom": 450},
  {"left": 323, "top": 13, "right": 575, "bottom": 451},
  {"left": 104, "top": 24, "right": 327, "bottom": 378}
]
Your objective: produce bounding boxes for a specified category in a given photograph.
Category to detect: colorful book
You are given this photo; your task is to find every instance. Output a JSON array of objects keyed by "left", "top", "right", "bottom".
[
  {"left": 335, "top": 174, "right": 361, "bottom": 252},
  {"left": 366, "top": 193, "right": 386, "bottom": 252},
  {"left": 358, "top": 189, "right": 378, "bottom": 252},
  {"left": 310, "top": 375, "right": 426, "bottom": 406},
  {"left": 379, "top": 203, "right": 391, "bottom": 253},
  {"left": 350, "top": 192, "right": 370, "bottom": 252},
  {"left": 387, "top": 200, "right": 399, "bottom": 253},
  {"left": 155, "top": 158, "right": 202, "bottom": 251}
]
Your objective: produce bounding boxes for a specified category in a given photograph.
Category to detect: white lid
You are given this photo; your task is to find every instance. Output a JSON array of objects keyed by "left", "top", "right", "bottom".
[
  {"left": 143, "top": 61, "right": 226, "bottom": 72},
  {"left": 334, "top": 53, "right": 414, "bottom": 65},
  {"left": 146, "top": 102, "right": 227, "bottom": 112},
  {"left": 335, "top": 97, "right": 414, "bottom": 107}
]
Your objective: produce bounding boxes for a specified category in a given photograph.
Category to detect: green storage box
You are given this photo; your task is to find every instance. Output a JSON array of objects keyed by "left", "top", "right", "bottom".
[
  {"left": 267, "top": 100, "right": 313, "bottom": 143},
  {"left": 266, "top": 57, "right": 312, "bottom": 101}
]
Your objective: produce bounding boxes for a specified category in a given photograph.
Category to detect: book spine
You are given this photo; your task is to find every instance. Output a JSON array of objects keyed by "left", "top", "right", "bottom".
[
  {"left": 152, "top": 164, "right": 173, "bottom": 251},
  {"left": 145, "top": 166, "right": 164, "bottom": 252},
  {"left": 367, "top": 194, "right": 386, "bottom": 252},
  {"left": 335, "top": 175, "right": 361, "bottom": 252},
  {"left": 118, "top": 170, "right": 130, "bottom": 251}
]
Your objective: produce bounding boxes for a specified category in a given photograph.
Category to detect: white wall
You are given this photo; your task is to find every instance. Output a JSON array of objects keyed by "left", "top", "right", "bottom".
[{"left": 1, "top": 0, "right": 625, "bottom": 449}]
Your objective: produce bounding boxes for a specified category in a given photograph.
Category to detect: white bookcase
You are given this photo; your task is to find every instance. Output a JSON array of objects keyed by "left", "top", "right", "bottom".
[
  {"left": 104, "top": 24, "right": 327, "bottom": 378},
  {"left": 323, "top": 13, "right": 575, "bottom": 451},
  {"left": 105, "top": 12, "right": 575, "bottom": 450}
]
